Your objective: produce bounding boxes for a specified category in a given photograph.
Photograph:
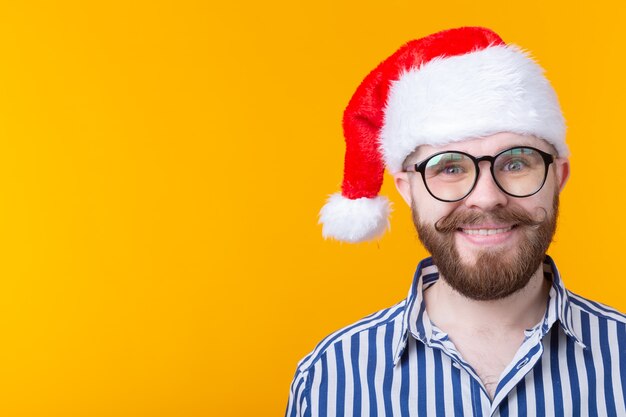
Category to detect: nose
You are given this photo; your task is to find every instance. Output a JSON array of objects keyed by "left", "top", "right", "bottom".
[{"left": 463, "top": 162, "right": 508, "bottom": 210}]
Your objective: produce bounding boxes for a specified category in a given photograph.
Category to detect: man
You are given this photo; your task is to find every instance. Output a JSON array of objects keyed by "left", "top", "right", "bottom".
[{"left": 286, "top": 27, "right": 626, "bottom": 416}]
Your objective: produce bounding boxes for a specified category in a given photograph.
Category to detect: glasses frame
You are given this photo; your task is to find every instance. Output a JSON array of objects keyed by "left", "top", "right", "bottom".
[{"left": 403, "top": 146, "right": 555, "bottom": 202}]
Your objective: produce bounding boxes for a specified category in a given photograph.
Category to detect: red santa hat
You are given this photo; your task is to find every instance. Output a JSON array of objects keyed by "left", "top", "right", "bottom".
[{"left": 319, "top": 27, "right": 567, "bottom": 243}]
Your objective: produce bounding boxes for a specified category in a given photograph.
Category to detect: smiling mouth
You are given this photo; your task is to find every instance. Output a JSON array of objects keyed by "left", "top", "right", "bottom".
[{"left": 459, "top": 225, "right": 517, "bottom": 236}]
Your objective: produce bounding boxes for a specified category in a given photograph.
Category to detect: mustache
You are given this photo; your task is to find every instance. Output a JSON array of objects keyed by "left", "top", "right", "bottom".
[{"left": 434, "top": 206, "right": 548, "bottom": 234}]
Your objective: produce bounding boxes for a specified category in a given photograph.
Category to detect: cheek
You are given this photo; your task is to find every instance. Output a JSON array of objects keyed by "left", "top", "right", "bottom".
[
  {"left": 526, "top": 176, "right": 559, "bottom": 211},
  {"left": 413, "top": 198, "right": 460, "bottom": 224},
  {"left": 542, "top": 168, "right": 563, "bottom": 195},
  {"left": 507, "top": 192, "right": 556, "bottom": 220},
  {"left": 408, "top": 178, "right": 467, "bottom": 223}
]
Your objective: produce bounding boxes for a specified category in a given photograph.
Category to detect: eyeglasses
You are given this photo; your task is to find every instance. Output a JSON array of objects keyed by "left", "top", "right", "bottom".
[{"left": 403, "top": 146, "right": 555, "bottom": 202}]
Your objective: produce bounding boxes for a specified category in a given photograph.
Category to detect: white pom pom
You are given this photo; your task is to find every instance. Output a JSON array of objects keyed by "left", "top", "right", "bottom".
[{"left": 319, "top": 193, "right": 391, "bottom": 243}]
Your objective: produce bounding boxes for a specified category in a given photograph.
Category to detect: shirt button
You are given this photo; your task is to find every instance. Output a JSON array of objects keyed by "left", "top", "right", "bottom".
[
  {"left": 452, "top": 362, "right": 461, "bottom": 369},
  {"left": 516, "top": 357, "right": 529, "bottom": 370}
]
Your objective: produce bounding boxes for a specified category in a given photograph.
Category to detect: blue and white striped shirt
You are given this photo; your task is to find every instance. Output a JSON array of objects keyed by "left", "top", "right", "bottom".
[{"left": 286, "top": 256, "right": 626, "bottom": 416}]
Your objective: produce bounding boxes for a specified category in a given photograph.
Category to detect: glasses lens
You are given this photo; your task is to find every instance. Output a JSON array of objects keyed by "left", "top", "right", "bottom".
[
  {"left": 424, "top": 152, "right": 476, "bottom": 201},
  {"left": 493, "top": 147, "right": 546, "bottom": 196}
]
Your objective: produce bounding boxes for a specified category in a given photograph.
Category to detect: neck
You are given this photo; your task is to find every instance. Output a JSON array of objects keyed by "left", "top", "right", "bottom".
[{"left": 425, "top": 266, "right": 551, "bottom": 333}]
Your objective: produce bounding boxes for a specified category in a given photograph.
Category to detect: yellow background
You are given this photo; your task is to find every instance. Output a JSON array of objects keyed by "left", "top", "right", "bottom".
[{"left": 0, "top": 1, "right": 624, "bottom": 415}]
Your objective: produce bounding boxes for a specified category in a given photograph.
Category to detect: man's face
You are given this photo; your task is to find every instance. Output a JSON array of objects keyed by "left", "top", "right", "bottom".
[{"left": 394, "top": 132, "right": 570, "bottom": 300}]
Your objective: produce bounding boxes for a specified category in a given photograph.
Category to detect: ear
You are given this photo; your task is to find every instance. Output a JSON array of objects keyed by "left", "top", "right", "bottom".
[
  {"left": 554, "top": 158, "right": 570, "bottom": 192},
  {"left": 393, "top": 172, "right": 413, "bottom": 206}
]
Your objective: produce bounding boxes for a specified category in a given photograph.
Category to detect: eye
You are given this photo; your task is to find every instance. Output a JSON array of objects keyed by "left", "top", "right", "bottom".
[
  {"left": 424, "top": 152, "right": 471, "bottom": 179},
  {"left": 501, "top": 158, "right": 529, "bottom": 172},
  {"left": 440, "top": 164, "right": 465, "bottom": 175}
]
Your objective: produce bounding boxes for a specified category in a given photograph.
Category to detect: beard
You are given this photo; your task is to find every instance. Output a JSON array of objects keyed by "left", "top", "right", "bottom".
[{"left": 413, "top": 194, "right": 558, "bottom": 301}]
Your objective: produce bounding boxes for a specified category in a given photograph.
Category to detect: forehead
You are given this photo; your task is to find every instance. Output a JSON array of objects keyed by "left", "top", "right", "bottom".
[{"left": 411, "top": 132, "right": 552, "bottom": 162}]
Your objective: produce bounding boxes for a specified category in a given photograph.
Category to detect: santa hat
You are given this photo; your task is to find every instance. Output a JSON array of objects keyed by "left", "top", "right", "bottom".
[{"left": 319, "top": 26, "right": 567, "bottom": 243}]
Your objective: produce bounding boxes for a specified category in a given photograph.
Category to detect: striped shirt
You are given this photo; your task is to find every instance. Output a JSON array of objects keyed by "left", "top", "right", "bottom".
[{"left": 285, "top": 256, "right": 626, "bottom": 416}]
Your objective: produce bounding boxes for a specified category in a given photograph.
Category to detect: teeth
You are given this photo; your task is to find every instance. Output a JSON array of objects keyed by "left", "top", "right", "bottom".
[{"left": 463, "top": 227, "right": 512, "bottom": 235}]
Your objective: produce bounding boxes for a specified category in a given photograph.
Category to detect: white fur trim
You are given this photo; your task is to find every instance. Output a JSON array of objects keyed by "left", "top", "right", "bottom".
[
  {"left": 319, "top": 193, "right": 391, "bottom": 243},
  {"left": 380, "top": 45, "right": 567, "bottom": 173}
]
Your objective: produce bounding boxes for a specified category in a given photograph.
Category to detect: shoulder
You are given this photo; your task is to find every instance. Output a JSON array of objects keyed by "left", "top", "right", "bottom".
[
  {"left": 566, "top": 290, "right": 626, "bottom": 350},
  {"left": 293, "top": 300, "right": 407, "bottom": 375},
  {"left": 567, "top": 289, "right": 626, "bottom": 325}
]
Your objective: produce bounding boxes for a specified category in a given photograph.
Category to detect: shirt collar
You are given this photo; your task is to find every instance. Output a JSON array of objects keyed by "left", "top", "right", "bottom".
[{"left": 393, "top": 255, "right": 586, "bottom": 366}]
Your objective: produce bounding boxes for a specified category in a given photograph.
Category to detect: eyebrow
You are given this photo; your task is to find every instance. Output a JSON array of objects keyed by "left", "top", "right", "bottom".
[{"left": 414, "top": 141, "right": 548, "bottom": 161}]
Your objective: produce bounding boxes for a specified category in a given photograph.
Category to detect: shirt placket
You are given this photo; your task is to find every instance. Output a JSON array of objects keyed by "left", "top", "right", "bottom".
[
  {"left": 425, "top": 323, "right": 548, "bottom": 416},
  {"left": 489, "top": 328, "right": 546, "bottom": 415},
  {"left": 427, "top": 326, "right": 493, "bottom": 414}
]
